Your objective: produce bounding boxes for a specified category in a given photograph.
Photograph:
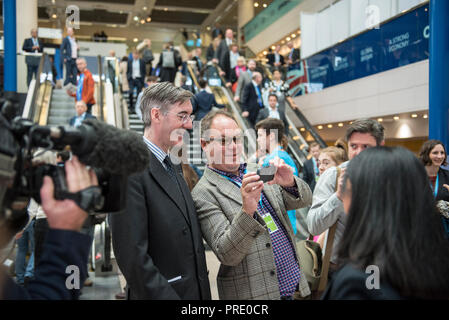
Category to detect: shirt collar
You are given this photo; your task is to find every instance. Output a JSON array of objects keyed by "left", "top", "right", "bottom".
[
  {"left": 143, "top": 136, "right": 167, "bottom": 165},
  {"left": 208, "top": 163, "right": 247, "bottom": 179}
]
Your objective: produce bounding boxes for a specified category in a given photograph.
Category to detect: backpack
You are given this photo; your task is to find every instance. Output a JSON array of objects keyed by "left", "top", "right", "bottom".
[
  {"left": 162, "top": 50, "right": 175, "bottom": 68},
  {"left": 142, "top": 48, "right": 153, "bottom": 64}
]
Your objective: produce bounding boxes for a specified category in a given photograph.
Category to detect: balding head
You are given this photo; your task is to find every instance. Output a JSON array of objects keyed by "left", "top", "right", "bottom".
[
  {"left": 225, "top": 29, "right": 233, "bottom": 40},
  {"left": 31, "top": 28, "right": 38, "bottom": 38}
]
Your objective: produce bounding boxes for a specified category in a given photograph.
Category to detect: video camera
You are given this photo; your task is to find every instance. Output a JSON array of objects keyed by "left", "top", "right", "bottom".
[{"left": 0, "top": 93, "right": 147, "bottom": 235}]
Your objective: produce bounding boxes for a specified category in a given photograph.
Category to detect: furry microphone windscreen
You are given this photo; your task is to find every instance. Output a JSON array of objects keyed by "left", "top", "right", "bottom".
[{"left": 79, "top": 119, "right": 150, "bottom": 176}]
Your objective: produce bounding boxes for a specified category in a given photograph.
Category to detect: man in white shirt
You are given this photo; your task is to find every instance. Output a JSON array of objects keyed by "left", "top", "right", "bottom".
[{"left": 255, "top": 93, "right": 289, "bottom": 134}]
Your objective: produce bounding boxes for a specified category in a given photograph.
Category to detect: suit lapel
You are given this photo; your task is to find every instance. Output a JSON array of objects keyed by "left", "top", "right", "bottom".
[
  {"left": 204, "top": 167, "right": 242, "bottom": 207},
  {"left": 148, "top": 152, "right": 191, "bottom": 226}
]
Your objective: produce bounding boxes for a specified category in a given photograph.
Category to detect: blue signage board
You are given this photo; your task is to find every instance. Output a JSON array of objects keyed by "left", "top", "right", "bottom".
[{"left": 287, "top": 4, "right": 429, "bottom": 96}]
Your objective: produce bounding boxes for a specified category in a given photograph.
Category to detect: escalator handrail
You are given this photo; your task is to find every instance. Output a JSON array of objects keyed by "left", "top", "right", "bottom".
[
  {"left": 260, "top": 62, "right": 327, "bottom": 149},
  {"left": 97, "top": 55, "right": 105, "bottom": 121},
  {"left": 186, "top": 64, "right": 200, "bottom": 93},
  {"left": 26, "top": 52, "right": 47, "bottom": 121}
]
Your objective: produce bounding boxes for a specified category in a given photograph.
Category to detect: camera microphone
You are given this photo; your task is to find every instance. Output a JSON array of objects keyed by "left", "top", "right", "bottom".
[{"left": 33, "top": 119, "right": 150, "bottom": 176}]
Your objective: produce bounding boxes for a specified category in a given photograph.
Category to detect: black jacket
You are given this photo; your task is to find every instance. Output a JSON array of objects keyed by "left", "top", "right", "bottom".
[
  {"left": 60, "top": 36, "right": 78, "bottom": 61},
  {"left": 255, "top": 107, "right": 289, "bottom": 135},
  {"left": 110, "top": 152, "right": 211, "bottom": 300},
  {"left": 192, "top": 90, "right": 225, "bottom": 121},
  {"left": 22, "top": 37, "right": 44, "bottom": 66},
  {"left": 302, "top": 158, "right": 318, "bottom": 192},
  {"left": 267, "top": 52, "right": 285, "bottom": 66},
  {"left": 241, "top": 82, "right": 264, "bottom": 126},
  {"left": 286, "top": 48, "right": 300, "bottom": 64},
  {"left": 322, "top": 264, "right": 402, "bottom": 300},
  {"left": 127, "top": 58, "right": 146, "bottom": 83},
  {"left": 2, "top": 229, "right": 91, "bottom": 300}
]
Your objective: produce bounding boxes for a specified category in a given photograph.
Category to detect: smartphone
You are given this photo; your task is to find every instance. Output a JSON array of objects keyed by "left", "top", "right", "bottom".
[{"left": 257, "top": 164, "right": 277, "bottom": 183}]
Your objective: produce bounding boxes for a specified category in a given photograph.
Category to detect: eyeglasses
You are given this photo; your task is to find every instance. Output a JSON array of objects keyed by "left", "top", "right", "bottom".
[
  {"left": 164, "top": 111, "right": 195, "bottom": 123},
  {"left": 207, "top": 136, "right": 244, "bottom": 146}
]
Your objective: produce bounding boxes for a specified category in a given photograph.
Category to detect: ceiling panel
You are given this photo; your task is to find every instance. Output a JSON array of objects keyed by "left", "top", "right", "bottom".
[
  {"left": 150, "top": 9, "right": 208, "bottom": 25},
  {"left": 155, "top": 0, "right": 221, "bottom": 10}
]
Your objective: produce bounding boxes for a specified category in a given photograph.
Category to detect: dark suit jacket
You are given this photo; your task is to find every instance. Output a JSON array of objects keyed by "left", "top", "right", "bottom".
[
  {"left": 435, "top": 168, "right": 449, "bottom": 238},
  {"left": 192, "top": 90, "right": 225, "bottom": 121},
  {"left": 69, "top": 113, "right": 97, "bottom": 126},
  {"left": 22, "top": 37, "right": 43, "bottom": 66},
  {"left": 255, "top": 107, "right": 289, "bottom": 135},
  {"left": 2, "top": 229, "right": 91, "bottom": 299},
  {"left": 286, "top": 48, "right": 300, "bottom": 64},
  {"left": 302, "top": 158, "right": 318, "bottom": 192},
  {"left": 110, "top": 151, "right": 211, "bottom": 300},
  {"left": 267, "top": 52, "right": 285, "bottom": 66},
  {"left": 214, "top": 39, "right": 231, "bottom": 71},
  {"left": 242, "top": 82, "right": 263, "bottom": 126},
  {"left": 60, "top": 36, "right": 78, "bottom": 61},
  {"left": 322, "top": 264, "right": 402, "bottom": 300},
  {"left": 127, "top": 58, "right": 146, "bottom": 84}
]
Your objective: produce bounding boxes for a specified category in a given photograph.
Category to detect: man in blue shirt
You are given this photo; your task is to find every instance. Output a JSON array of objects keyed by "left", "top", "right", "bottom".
[
  {"left": 255, "top": 118, "right": 300, "bottom": 234},
  {"left": 69, "top": 101, "right": 96, "bottom": 127}
]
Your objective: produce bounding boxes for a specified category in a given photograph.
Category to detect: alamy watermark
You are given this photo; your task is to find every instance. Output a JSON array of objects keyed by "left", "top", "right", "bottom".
[
  {"left": 365, "top": 265, "right": 380, "bottom": 290},
  {"left": 65, "top": 265, "right": 80, "bottom": 290},
  {"left": 66, "top": 5, "right": 80, "bottom": 29}
]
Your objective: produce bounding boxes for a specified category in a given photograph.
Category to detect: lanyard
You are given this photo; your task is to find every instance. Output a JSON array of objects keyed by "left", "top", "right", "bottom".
[{"left": 432, "top": 174, "right": 439, "bottom": 198}]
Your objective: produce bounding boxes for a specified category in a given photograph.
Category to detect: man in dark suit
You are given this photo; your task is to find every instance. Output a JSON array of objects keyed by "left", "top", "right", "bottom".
[
  {"left": 127, "top": 50, "right": 146, "bottom": 114},
  {"left": 69, "top": 100, "right": 97, "bottom": 127},
  {"left": 286, "top": 41, "right": 300, "bottom": 68},
  {"left": 60, "top": 27, "right": 79, "bottom": 86},
  {"left": 241, "top": 72, "right": 264, "bottom": 128},
  {"left": 191, "top": 79, "right": 225, "bottom": 121},
  {"left": 213, "top": 29, "right": 234, "bottom": 77},
  {"left": 255, "top": 93, "right": 289, "bottom": 135},
  {"left": 22, "top": 28, "right": 43, "bottom": 87},
  {"left": 267, "top": 45, "right": 285, "bottom": 71},
  {"left": 302, "top": 142, "right": 321, "bottom": 192},
  {"left": 110, "top": 82, "right": 211, "bottom": 300}
]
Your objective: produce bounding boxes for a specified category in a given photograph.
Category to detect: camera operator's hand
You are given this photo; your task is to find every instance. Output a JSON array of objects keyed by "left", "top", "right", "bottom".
[{"left": 40, "top": 156, "right": 98, "bottom": 232}]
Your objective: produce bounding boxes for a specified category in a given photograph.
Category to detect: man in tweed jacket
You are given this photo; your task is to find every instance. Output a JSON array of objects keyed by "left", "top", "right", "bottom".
[{"left": 192, "top": 110, "right": 312, "bottom": 300}]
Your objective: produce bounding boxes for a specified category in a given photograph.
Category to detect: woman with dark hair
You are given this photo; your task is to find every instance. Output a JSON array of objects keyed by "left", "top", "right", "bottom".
[
  {"left": 418, "top": 140, "right": 449, "bottom": 238},
  {"left": 323, "top": 147, "right": 449, "bottom": 299}
]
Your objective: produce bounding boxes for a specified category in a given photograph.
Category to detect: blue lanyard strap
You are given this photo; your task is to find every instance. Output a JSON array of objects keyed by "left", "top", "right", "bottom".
[{"left": 432, "top": 174, "right": 439, "bottom": 198}]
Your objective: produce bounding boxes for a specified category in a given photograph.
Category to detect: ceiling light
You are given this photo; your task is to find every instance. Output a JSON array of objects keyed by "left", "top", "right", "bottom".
[
  {"left": 411, "top": 114, "right": 418, "bottom": 118},
  {"left": 327, "top": 124, "right": 333, "bottom": 128},
  {"left": 164, "top": 8, "right": 168, "bottom": 11},
  {"left": 297, "top": 30, "right": 301, "bottom": 34},
  {"left": 271, "top": 45, "right": 275, "bottom": 50},
  {"left": 281, "top": 40, "right": 285, "bottom": 44},
  {"left": 291, "top": 34, "right": 296, "bottom": 38},
  {"left": 263, "top": 3, "right": 267, "bottom": 7},
  {"left": 300, "top": 128, "right": 306, "bottom": 132},
  {"left": 377, "top": 118, "right": 383, "bottom": 122},
  {"left": 423, "top": 114, "right": 428, "bottom": 119},
  {"left": 286, "top": 37, "right": 291, "bottom": 41},
  {"left": 263, "top": 51, "right": 267, "bottom": 55},
  {"left": 206, "top": 26, "right": 211, "bottom": 31},
  {"left": 393, "top": 116, "right": 399, "bottom": 120},
  {"left": 140, "top": 19, "right": 145, "bottom": 24},
  {"left": 338, "top": 123, "right": 343, "bottom": 127},
  {"left": 133, "top": 38, "right": 138, "bottom": 42},
  {"left": 254, "top": 2, "right": 259, "bottom": 7},
  {"left": 143, "top": 6, "right": 147, "bottom": 10},
  {"left": 146, "top": 17, "right": 151, "bottom": 22},
  {"left": 51, "top": 13, "right": 57, "bottom": 19},
  {"left": 133, "top": 16, "right": 139, "bottom": 21},
  {"left": 317, "top": 125, "right": 323, "bottom": 130}
]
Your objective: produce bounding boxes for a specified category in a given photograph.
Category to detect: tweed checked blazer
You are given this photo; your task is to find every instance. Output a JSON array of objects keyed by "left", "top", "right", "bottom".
[{"left": 192, "top": 164, "right": 312, "bottom": 300}]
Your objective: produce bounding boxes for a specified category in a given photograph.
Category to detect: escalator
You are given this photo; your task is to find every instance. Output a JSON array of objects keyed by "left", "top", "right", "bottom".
[{"left": 195, "top": 62, "right": 319, "bottom": 170}]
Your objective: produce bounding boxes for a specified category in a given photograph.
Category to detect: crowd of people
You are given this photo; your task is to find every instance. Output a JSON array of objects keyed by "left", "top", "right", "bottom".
[{"left": 5, "top": 26, "right": 449, "bottom": 302}]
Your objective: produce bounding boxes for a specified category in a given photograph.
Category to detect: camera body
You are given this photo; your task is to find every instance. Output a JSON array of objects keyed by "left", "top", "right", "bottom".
[{"left": 0, "top": 95, "right": 127, "bottom": 235}]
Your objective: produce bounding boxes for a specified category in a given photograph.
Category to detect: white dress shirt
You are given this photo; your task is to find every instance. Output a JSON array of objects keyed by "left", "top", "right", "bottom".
[
  {"left": 69, "top": 36, "right": 77, "bottom": 59},
  {"left": 132, "top": 59, "right": 141, "bottom": 79}
]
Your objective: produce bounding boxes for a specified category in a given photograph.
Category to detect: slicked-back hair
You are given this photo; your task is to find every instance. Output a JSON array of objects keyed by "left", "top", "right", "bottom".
[
  {"left": 140, "top": 81, "right": 193, "bottom": 128},
  {"left": 339, "top": 146, "right": 449, "bottom": 299},
  {"left": 345, "top": 118, "right": 385, "bottom": 146},
  {"left": 418, "top": 139, "right": 448, "bottom": 166}
]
